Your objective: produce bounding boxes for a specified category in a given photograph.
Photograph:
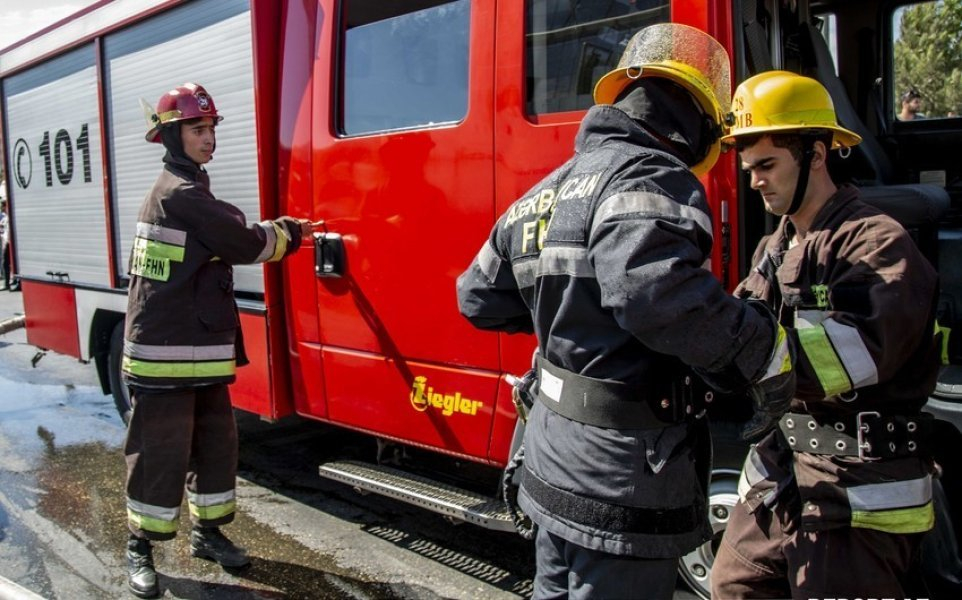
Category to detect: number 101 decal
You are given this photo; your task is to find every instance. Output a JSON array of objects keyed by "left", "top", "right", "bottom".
[{"left": 13, "top": 123, "right": 93, "bottom": 189}]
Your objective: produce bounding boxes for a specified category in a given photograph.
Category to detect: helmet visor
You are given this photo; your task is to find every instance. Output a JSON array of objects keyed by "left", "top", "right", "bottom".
[{"left": 616, "top": 23, "right": 731, "bottom": 115}]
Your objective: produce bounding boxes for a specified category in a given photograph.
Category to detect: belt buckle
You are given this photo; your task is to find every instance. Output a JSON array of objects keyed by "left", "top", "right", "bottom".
[{"left": 856, "top": 411, "right": 881, "bottom": 461}]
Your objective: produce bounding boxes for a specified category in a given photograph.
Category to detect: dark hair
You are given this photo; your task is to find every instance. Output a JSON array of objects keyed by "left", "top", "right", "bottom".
[
  {"left": 735, "top": 130, "right": 834, "bottom": 161},
  {"left": 901, "top": 88, "right": 922, "bottom": 103}
]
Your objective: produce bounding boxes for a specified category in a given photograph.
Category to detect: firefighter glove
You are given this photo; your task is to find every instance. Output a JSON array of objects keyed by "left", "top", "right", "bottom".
[
  {"left": 742, "top": 322, "right": 796, "bottom": 440},
  {"left": 273, "top": 216, "right": 305, "bottom": 253}
]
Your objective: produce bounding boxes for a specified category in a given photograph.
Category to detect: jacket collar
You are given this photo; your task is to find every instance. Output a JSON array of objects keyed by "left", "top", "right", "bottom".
[
  {"left": 807, "top": 184, "right": 860, "bottom": 232},
  {"left": 163, "top": 153, "right": 210, "bottom": 187},
  {"left": 574, "top": 105, "right": 687, "bottom": 163},
  {"left": 776, "top": 184, "right": 860, "bottom": 246}
]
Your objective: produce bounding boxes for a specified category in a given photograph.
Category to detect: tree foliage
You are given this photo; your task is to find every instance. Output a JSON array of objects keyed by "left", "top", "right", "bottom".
[{"left": 894, "top": 0, "right": 962, "bottom": 116}]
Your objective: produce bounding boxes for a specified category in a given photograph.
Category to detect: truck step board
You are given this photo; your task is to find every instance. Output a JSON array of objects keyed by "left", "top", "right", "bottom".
[{"left": 319, "top": 460, "right": 515, "bottom": 532}]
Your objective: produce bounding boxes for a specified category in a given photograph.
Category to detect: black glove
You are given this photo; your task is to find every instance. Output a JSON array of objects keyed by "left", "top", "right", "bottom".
[
  {"left": 273, "top": 216, "right": 305, "bottom": 254},
  {"left": 742, "top": 323, "right": 796, "bottom": 440}
]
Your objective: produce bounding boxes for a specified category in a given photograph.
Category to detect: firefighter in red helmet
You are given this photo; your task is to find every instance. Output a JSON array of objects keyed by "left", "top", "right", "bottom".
[{"left": 123, "top": 82, "right": 311, "bottom": 598}]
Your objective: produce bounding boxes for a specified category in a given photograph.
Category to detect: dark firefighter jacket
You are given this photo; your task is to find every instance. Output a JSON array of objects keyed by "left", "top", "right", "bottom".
[
  {"left": 734, "top": 185, "right": 940, "bottom": 534},
  {"left": 123, "top": 156, "right": 302, "bottom": 389},
  {"left": 456, "top": 105, "right": 779, "bottom": 558}
]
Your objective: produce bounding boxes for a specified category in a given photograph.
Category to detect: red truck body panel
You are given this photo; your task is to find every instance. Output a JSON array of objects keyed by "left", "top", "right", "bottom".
[{"left": 1, "top": 0, "right": 737, "bottom": 469}]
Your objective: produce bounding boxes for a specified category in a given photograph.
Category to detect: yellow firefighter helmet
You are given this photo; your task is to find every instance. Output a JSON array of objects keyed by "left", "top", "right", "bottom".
[
  {"left": 721, "top": 71, "right": 861, "bottom": 149},
  {"left": 593, "top": 23, "right": 732, "bottom": 176}
]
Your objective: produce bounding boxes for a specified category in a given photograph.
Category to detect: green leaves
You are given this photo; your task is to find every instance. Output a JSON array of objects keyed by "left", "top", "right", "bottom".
[{"left": 894, "top": 0, "right": 962, "bottom": 117}]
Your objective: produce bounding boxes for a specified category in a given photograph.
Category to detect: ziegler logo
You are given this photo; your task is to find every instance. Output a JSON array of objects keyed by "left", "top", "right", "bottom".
[{"left": 409, "top": 376, "right": 483, "bottom": 417}]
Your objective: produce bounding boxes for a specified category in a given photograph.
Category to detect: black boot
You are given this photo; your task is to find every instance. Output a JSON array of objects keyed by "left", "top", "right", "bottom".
[
  {"left": 126, "top": 535, "right": 158, "bottom": 598},
  {"left": 190, "top": 526, "right": 250, "bottom": 568}
]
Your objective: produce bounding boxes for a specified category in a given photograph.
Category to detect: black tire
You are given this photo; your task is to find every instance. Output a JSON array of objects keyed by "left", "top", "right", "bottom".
[
  {"left": 678, "top": 469, "right": 740, "bottom": 599},
  {"left": 108, "top": 321, "right": 132, "bottom": 426}
]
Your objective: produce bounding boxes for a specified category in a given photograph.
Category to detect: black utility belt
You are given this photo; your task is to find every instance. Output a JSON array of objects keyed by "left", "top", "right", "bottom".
[
  {"left": 535, "top": 356, "right": 711, "bottom": 429},
  {"left": 777, "top": 411, "right": 933, "bottom": 461}
]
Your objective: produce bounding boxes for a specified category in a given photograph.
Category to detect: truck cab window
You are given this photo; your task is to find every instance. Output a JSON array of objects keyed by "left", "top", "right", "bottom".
[
  {"left": 339, "top": 0, "right": 470, "bottom": 135},
  {"left": 892, "top": 0, "right": 962, "bottom": 121},
  {"left": 525, "top": 0, "right": 669, "bottom": 115}
]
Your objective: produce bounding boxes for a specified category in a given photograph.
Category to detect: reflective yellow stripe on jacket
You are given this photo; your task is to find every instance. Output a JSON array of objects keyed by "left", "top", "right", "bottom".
[
  {"left": 796, "top": 314, "right": 879, "bottom": 397},
  {"left": 122, "top": 341, "right": 236, "bottom": 379},
  {"left": 122, "top": 357, "right": 236, "bottom": 379},
  {"left": 253, "top": 221, "right": 290, "bottom": 263},
  {"left": 131, "top": 222, "right": 188, "bottom": 282}
]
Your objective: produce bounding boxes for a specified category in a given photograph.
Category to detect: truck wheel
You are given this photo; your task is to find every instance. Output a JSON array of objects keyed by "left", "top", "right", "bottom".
[
  {"left": 108, "top": 321, "right": 132, "bottom": 425},
  {"left": 678, "top": 469, "right": 740, "bottom": 599}
]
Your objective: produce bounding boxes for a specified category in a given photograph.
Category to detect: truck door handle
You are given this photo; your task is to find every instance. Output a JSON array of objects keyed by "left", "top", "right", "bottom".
[{"left": 314, "top": 232, "right": 345, "bottom": 278}]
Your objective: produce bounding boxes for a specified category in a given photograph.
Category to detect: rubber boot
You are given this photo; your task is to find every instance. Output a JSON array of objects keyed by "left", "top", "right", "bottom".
[
  {"left": 189, "top": 526, "right": 250, "bottom": 568},
  {"left": 126, "top": 535, "right": 159, "bottom": 598}
]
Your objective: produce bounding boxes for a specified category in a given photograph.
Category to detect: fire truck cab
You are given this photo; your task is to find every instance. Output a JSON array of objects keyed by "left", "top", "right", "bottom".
[{"left": 1, "top": 0, "right": 960, "bottom": 597}]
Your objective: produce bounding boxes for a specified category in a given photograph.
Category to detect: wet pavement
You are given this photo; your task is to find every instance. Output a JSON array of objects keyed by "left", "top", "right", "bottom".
[
  {"left": 0, "top": 289, "right": 707, "bottom": 599},
  {"left": 0, "top": 289, "right": 536, "bottom": 599}
]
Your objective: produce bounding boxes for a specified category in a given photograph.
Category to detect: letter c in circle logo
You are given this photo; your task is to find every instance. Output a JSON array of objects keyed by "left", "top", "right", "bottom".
[{"left": 13, "top": 138, "right": 32, "bottom": 189}]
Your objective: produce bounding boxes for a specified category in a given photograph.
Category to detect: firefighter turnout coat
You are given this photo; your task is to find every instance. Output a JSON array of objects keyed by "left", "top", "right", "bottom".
[
  {"left": 123, "top": 155, "right": 302, "bottom": 389},
  {"left": 457, "top": 105, "right": 780, "bottom": 557},
  {"left": 733, "top": 184, "right": 940, "bottom": 535}
]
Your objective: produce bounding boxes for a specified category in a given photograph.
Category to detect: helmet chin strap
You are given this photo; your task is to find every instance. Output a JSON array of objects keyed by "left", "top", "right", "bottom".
[{"left": 786, "top": 135, "right": 817, "bottom": 216}]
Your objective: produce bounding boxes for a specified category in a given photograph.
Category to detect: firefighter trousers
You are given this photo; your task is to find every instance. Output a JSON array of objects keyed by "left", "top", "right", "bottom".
[
  {"left": 532, "top": 528, "right": 677, "bottom": 600},
  {"left": 712, "top": 487, "right": 926, "bottom": 599},
  {"left": 124, "top": 384, "right": 238, "bottom": 541}
]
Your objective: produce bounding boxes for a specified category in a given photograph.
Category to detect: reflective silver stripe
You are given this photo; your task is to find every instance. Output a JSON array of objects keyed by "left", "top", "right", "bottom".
[
  {"left": 253, "top": 221, "right": 279, "bottom": 263},
  {"left": 477, "top": 241, "right": 501, "bottom": 283},
  {"left": 738, "top": 446, "right": 769, "bottom": 500},
  {"left": 823, "top": 318, "right": 879, "bottom": 388},
  {"left": 512, "top": 257, "right": 538, "bottom": 289},
  {"left": 590, "top": 191, "right": 713, "bottom": 241},
  {"left": 187, "top": 489, "right": 235, "bottom": 507},
  {"left": 136, "top": 221, "right": 187, "bottom": 246},
  {"left": 796, "top": 309, "right": 828, "bottom": 328},
  {"left": 538, "top": 246, "right": 593, "bottom": 278},
  {"left": 511, "top": 247, "right": 594, "bottom": 288},
  {"left": 127, "top": 498, "right": 180, "bottom": 521},
  {"left": 124, "top": 341, "right": 235, "bottom": 361},
  {"left": 847, "top": 476, "right": 932, "bottom": 511}
]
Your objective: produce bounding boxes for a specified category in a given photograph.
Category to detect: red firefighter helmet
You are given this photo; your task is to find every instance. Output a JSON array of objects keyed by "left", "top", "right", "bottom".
[{"left": 144, "top": 83, "right": 223, "bottom": 143}]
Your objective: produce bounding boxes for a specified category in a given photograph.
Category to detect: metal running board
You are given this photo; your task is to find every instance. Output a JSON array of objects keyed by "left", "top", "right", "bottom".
[{"left": 319, "top": 460, "right": 515, "bottom": 533}]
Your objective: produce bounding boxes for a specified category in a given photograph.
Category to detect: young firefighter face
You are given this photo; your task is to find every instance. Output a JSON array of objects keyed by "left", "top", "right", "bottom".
[
  {"left": 739, "top": 136, "right": 801, "bottom": 216},
  {"left": 181, "top": 117, "right": 216, "bottom": 165}
]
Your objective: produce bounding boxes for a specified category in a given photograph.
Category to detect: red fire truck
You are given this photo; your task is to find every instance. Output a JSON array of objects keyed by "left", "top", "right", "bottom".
[{"left": 2, "top": 0, "right": 961, "bottom": 596}]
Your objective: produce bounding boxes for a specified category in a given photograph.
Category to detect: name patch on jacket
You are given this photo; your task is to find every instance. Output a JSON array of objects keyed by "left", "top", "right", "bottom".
[{"left": 130, "top": 236, "right": 186, "bottom": 281}]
